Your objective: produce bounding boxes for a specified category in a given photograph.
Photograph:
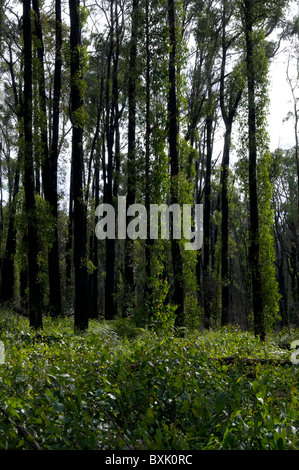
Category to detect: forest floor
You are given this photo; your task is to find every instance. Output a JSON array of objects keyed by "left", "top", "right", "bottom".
[{"left": 0, "top": 309, "right": 298, "bottom": 450}]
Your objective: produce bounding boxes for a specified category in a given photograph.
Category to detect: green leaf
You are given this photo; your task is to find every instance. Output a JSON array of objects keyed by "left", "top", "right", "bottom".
[
  {"left": 146, "top": 407, "right": 154, "bottom": 424},
  {"left": 53, "top": 401, "right": 64, "bottom": 412},
  {"left": 180, "top": 399, "right": 190, "bottom": 413},
  {"left": 215, "top": 392, "right": 226, "bottom": 413}
]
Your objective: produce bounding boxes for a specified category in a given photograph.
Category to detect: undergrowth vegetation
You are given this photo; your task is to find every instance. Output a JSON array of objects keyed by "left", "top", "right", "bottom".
[{"left": 0, "top": 310, "right": 298, "bottom": 450}]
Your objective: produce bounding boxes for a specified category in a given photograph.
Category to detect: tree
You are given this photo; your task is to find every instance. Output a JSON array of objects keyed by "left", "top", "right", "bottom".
[
  {"left": 124, "top": 0, "right": 139, "bottom": 316},
  {"left": 219, "top": 0, "right": 244, "bottom": 326},
  {"left": 168, "top": 0, "right": 185, "bottom": 327},
  {"left": 23, "top": 0, "right": 43, "bottom": 329},
  {"left": 69, "top": 0, "right": 89, "bottom": 331},
  {"left": 240, "top": 0, "right": 287, "bottom": 339},
  {"left": 48, "top": 0, "right": 63, "bottom": 317},
  {"left": 32, "top": 0, "right": 62, "bottom": 317}
]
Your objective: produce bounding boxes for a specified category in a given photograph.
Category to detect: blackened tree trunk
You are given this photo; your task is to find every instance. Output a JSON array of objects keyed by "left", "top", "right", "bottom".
[
  {"left": 48, "top": 0, "right": 62, "bottom": 316},
  {"left": 124, "top": 0, "right": 139, "bottom": 316},
  {"left": 88, "top": 78, "right": 104, "bottom": 319},
  {"left": 203, "top": 94, "right": 213, "bottom": 328},
  {"left": 1, "top": 40, "right": 24, "bottom": 302},
  {"left": 168, "top": 0, "right": 184, "bottom": 327},
  {"left": 104, "top": 2, "right": 116, "bottom": 320},
  {"left": 69, "top": 0, "right": 89, "bottom": 330},
  {"left": 23, "top": 0, "right": 43, "bottom": 329},
  {"left": 65, "top": 161, "right": 73, "bottom": 299},
  {"left": 144, "top": 0, "right": 153, "bottom": 307},
  {"left": 220, "top": 124, "right": 231, "bottom": 326},
  {"left": 244, "top": 0, "right": 265, "bottom": 340},
  {"left": 91, "top": 149, "right": 100, "bottom": 319},
  {"left": 0, "top": 163, "right": 20, "bottom": 301},
  {"left": 32, "top": 0, "right": 62, "bottom": 317}
]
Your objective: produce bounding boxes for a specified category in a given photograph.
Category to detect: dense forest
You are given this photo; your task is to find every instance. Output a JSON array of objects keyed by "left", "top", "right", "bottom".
[{"left": 0, "top": 0, "right": 298, "bottom": 453}]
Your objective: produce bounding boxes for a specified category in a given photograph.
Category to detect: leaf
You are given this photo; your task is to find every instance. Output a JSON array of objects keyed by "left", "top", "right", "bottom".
[
  {"left": 146, "top": 407, "right": 154, "bottom": 424},
  {"left": 53, "top": 401, "right": 64, "bottom": 412},
  {"left": 252, "top": 380, "right": 259, "bottom": 393},
  {"left": 180, "top": 399, "right": 190, "bottom": 413},
  {"left": 215, "top": 392, "right": 227, "bottom": 413}
]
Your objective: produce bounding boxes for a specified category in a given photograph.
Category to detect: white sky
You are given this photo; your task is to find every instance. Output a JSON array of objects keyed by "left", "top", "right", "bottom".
[{"left": 268, "top": 54, "right": 297, "bottom": 151}]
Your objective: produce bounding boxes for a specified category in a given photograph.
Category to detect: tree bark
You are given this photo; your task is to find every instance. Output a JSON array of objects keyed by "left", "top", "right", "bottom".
[
  {"left": 104, "top": 2, "right": 116, "bottom": 320},
  {"left": 203, "top": 98, "right": 213, "bottom": 328},
  {"left": 144, "top": 0, "right": 153, "bottom": 308},
  {"left": 0, "top": 161, "right": 20, "bottom": 301},
  {"left": 69, "top": 0, "right": 89, "bottom": 330},
  {"left": 244, "top": 0, "right": 265, "bottom": 340},
  {"left": 23, "top": 0, "right": 43, "bottom": 329},
  {"left": 0, "top": 38, "right": 24, "bottom": 302},
  {"left": 124, "top": 0, "right": 139, "bottom": 316},
  {"left": 168, "top": 0, "right": 185, "bottom": 327},
  {"left": 48, "top": 0, "right": 63, "bottom": 316},
  {"left": 32, "top": 0, "right": 62, "bottom": 317}
]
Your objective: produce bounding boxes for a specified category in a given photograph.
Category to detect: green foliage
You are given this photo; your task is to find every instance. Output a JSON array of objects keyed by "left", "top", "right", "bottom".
[{"left": 0, "top": 312, "right": 298, "bottom": 450}]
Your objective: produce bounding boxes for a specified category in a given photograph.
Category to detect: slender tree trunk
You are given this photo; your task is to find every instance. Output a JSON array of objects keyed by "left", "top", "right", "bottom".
[
  {"left": 144, "top": 0, "right": 153, "bottom": 307},
  {"left": 220, "top": 0, "right": 244, "bottom": 326},
  {"left": 88, "top": 76, "right": 104, "bottom": 319},
  {"left": 168, "top": 0, "right": 184, "bottom": 327},
  {"left": 69, "top": 0, "right": 89, "bottom": 330},
  {"left": 104, "top": 3, "right": 115, "bottom": 320},
  {"left": 244, "top": 0, "right": 265, "bottom": 340},
  {"left": 0, "top": 158, "right": 20, "bottom": 301},
  {"left": 32, "top": 0, "right": 62, "bottom": 317},
  {"left": 286, "top": 58, "right": 299, "bottom": 307},
  {"left": 1, "top": 39, "right": 24, "bottom": 302},
  {"left": 203, "top": 98, "right": 213, "bottom": 328},
  {"left": 220, "top": 124, "right": 231, "bottom": 325},
  {"left": 91, "top": 149, "right": 100, "bottom": 319},
  {"left": 65, "top": 161, "right": 73, "bottom": 299},
  {"left": 124, "top": 0, "right": 138, "bottom": 316},
  {"left": 48, "top": 0, "right": 63, "bottom": 316},
  {"left": 112, "top": 0, "right": 121, "bottom": 201},
  {"left": 23, "top": 0, "right": 43, "bottom": 329}
]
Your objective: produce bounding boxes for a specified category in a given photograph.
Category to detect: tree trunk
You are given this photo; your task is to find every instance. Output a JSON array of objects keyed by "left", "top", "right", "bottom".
[
  {"left": 220, "top": 124, "right": 231, "bottom": 326},
  {"left": 124, "top": 0, "right": 139, "bottom": 316},
  {"left": 244, "top": 0, "right": 265, "bottom": 340},
  {"left": 23, "top": 0, "right": 43, "bottom": 329},
  {"left": 104, "top": 3, "right": 116, "bottom": 320},
  {"left": 69, "top": 0, "right": 89, "bottom": 331},
  {"left": 91, "top": 149, "right": 100, "bottom": 319},
  {"left": 203, "top": 102, "right": 213, "bottom": 328},
  {"left": 220, "top": 0, "right": 244, "bottom": 326},
  {"left": 48, "top": 0, "right": 63, "bottom": 316},
  {"left": 168, "top": 0, "right": 184, "bottom": 328},
  {"left": 0, "top": 162, "right": 20, "bottom": 301},
  {"left": 32, "top": 0, "right": 62, "bottom": 317},
  {"left": 1, "top": 38, "right": 24, "bottom": 302},
  {"left": 144, "top": 0, "right": 153, "bottom": 308}
]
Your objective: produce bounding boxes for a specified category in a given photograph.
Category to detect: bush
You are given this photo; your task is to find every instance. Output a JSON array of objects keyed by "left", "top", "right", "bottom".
[{"left": 0, "top": 311, "right": 298, "bottom": 450}]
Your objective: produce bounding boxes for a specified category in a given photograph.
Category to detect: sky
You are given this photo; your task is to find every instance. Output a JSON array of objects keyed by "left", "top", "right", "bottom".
[{"left": 268, "top": 51, "right": 297, "bottom": 151}]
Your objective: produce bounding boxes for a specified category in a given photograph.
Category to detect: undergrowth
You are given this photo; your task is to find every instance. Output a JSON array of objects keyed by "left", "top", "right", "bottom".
[{"left": 0, "top": 309, "right": 298, "bottom": 450}]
